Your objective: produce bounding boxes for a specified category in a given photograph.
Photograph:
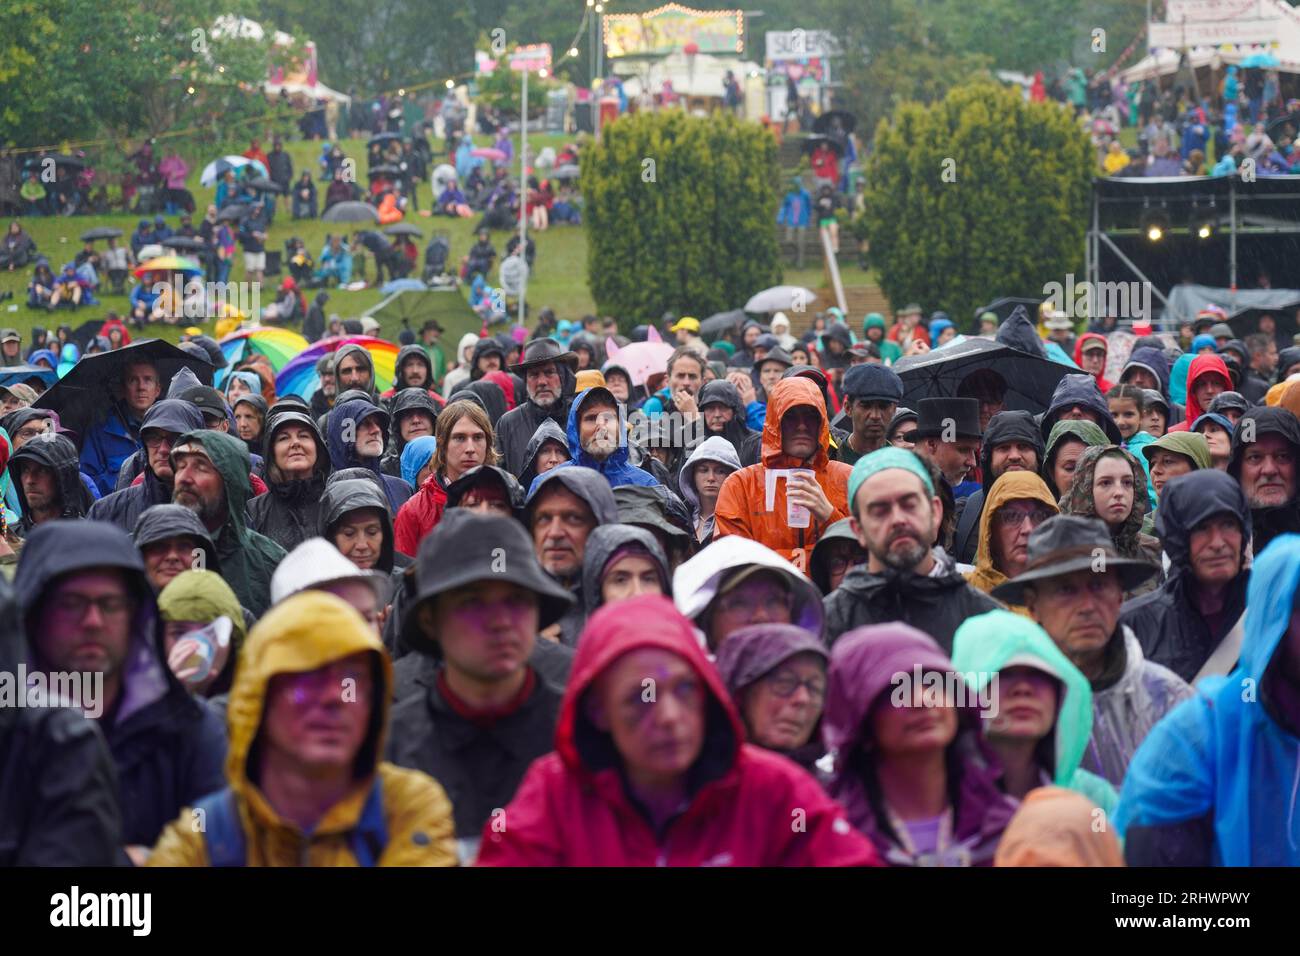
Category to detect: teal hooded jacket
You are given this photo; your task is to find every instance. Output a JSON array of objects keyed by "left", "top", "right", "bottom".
[{"left": 951, "top": 610, "right": 1119, "bottom": 817}]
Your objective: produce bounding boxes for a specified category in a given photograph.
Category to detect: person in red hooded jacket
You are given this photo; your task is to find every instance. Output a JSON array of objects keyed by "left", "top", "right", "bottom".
[
  {"left": 1166, "top": 352, "right": 1232, "bottom": 433},
  {"left": 1073, "top": 333, "right": 1112, "bottom": 392},
  {"left": 476, "top": 594, "right": 880, "bottom": 867}
]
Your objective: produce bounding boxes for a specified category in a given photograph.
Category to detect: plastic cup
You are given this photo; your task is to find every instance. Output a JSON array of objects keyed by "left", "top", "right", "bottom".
[{"left": 786, "top": 468, "right": 815, "bottom": 528}]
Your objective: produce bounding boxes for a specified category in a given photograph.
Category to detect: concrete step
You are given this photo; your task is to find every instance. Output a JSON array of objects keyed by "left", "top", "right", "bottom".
[{"left": 783, "top": 284, "right": 893, "bottom": 333}]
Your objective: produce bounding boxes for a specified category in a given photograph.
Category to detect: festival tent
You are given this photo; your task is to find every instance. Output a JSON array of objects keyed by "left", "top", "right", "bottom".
[{"left": 1119, "top": 0, "right": 1300, "bottom": 82}]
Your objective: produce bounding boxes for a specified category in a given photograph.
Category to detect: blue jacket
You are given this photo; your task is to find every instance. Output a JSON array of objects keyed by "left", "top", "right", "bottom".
[
  {"left": 80, "top": 404, "right": 142, "bottom": 497},
  {"left": 777, "top": 187, "right": 812, "bottom": 228},
  {"left": 1116, "top": 533, "right": 1300, "bottom": 865},
  {"left": 539, "top": 387, "right": 659, "bottom": 492}
]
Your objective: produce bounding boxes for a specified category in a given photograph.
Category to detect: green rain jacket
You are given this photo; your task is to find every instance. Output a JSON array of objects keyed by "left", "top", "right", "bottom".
[
  {"left": 174, "top": 430, "right": 286, "bottom": 618},
  {"left": 951, "top": 609, "right": 1119, "bottom": 817}
]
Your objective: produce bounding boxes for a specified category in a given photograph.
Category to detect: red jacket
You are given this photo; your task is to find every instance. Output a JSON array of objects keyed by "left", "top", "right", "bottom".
[
  {"left": 476, "top": 594, "right": 880, "bottom": 867},
  {"left": 394, "top": 472, "right": 447, "bottom": 556},
  {"left": 1166, "top": 353, "right": 1232, "bottom": 433}
]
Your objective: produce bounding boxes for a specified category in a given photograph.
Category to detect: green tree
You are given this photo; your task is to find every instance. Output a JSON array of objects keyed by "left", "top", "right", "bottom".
[
  {"left": 0, "top": 0, "right": 269, "bottom": 149},
  {"left": 583, "top": 111, "right": 781, "bottom": 323},
  {"left": 861, "top": 81, "right": 1093, "bottom": 327}
]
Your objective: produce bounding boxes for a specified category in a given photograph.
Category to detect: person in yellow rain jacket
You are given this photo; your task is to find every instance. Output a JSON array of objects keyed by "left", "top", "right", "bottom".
[
  {"left": 148, "top": 591, "right": 456, "bottom": 866},
  {"left": 964, "top": 470, "right": 1060, "bottom": 616}
]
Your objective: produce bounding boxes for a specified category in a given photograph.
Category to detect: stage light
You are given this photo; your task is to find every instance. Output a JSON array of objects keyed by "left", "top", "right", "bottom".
[{"left": 1140, "top": 205, "right": 1170, "bottom": 243}]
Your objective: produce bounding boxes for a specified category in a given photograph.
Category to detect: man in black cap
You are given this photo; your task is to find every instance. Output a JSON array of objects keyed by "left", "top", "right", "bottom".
[
  {"left": 833, "top": 364, "right": 903, "bottom": 466},
  {"left": 911, "top": 396, "right": 982, "bottom": 496},
  {"left": 526, "top": 466, "right": 619, "bottom": 645},
  {"left": 385, "top": 510, "right": 573, "bottom": 862},
  {"left": 992, "top": 514, "right": 1189, "bottom": 785},
  {"left": 951, "top": 409, "right": 1046, "bottom": 564},
  {"left": 494, "top": 338, "right": 578, "bottom": 478},
  {"left": 469, "top": 337, "right": 507, "bottom": 382},
  {"left": 695, "top": 379, "right": 761, "bottom": 467}
]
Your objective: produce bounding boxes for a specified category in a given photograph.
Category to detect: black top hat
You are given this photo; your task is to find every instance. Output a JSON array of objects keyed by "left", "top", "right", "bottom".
[
  {"left": 911, "top": 397, "right": 981, "bottom": 441},
  {"left": 509, "top": 337, "right": 578, "bottom": 374},
  {"left": 991, "top": 514, "right": 1159, "bottom": 605}
]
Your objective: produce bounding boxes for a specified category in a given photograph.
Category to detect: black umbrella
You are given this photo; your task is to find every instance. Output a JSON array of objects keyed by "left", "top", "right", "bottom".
[
  {"left": 699, "top": 309, "right": 748, "bottom": 340},
  {"left": 383, "top": 223, "right": 423, "bottom": 238},
  {"left": 801, "top": 135, "right": 844, "bottom": 156},
  {"left": 893, "top": 337, "right": 1072, "bottom": 417},
  {"left": 161, "top": 236, "right": 209, "bottom": 252},
  {"left": 34, "top": 339, "right": 215, "bottom": 446},
  {"left": 368, "top": 164, "right": 402, "bottom": 178},
  {"left": 367, "top": 133, "right": 403, "bottom": 147},
  {"left": 69, "top": 318, "right": 106, "bottom": 353},
  {"left": 322, "top": 200, "right": 380, "bottom": 223},
  {"left": 244, "top": 176, "right": 285, "bottom": 194},
  {"left": 216, "top": 203, "right": 253, "bottom": 222},
  {"left": 1267, "top": 110, "right": 1300, "bottom": 143},
  {"left": 813, "top": 110, "right": 857, "bottom": 136},
  {"left": 80, "top": 226, "right": 123, "bottom": 242},
  {"left": 23, "top": 154, "right": 86, "bottom": 171}
]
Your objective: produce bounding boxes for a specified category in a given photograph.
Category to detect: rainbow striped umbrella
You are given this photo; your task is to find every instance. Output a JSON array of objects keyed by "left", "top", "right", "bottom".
[
  {"left": 275, "top": 336, "right": 399, "bottom": 400},
  {"left": 133, "top": 255, "right": 202, "bottom": 278},
  {"left": 217, "top": 327, "right": 310, "bottom": 387}
]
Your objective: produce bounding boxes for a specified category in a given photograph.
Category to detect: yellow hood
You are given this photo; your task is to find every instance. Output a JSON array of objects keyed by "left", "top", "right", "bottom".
[
  {"left": 966, "top": 470, "right": 1058, "bottom": 600},
  {"left": 225, "top": 591, "right": 394, "bottom": 835}
]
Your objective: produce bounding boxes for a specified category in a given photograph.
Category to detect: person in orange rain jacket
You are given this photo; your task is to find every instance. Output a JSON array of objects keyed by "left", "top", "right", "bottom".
[
  {"left": 475, "top": 594, "right": 880, "bottom": 867},
  {"left": 712, "top": 376, "right": 852, "bottom": 572}
]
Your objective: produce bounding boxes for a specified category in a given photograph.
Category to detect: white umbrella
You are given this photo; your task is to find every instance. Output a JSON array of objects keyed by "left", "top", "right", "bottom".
[
  {"left": 431, "top": 164, "right": 457, "bottom": 196},
  {"left": 200, "top": 155, "right": 269, "bottom": 187},
  {"left": 745, "top": 285, "right": 818, "bottom": 313}
]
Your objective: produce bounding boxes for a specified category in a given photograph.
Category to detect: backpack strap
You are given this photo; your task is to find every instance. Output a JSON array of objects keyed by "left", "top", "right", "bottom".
[
  {"left": 195, "top": 788, "right": 246, "bottom": 867},
  {"left": 349, "top": 778, "right": 388, "bottom": 867}
]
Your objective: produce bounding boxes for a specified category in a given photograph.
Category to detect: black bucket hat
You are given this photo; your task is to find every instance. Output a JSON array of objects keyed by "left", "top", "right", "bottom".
[
  {"left": 991, "top": 514, "right": 1159, "bottom": 605},
  {"left": 399, "top": 510, "right": 573, "bottom": 655},
  {"left": 509, "top": 337, "right": 578, "bottom": 374}
]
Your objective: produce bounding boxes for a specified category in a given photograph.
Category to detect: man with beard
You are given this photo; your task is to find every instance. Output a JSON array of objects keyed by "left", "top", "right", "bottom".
[
  {"left": 380, "top": 344, "right": 438, "bottom": 403},
  {"left": 170, "top": 430, "right": 286, "bottom": 617},
  {"left": 546, "top": 386, "right": 659, "bottom": 490},
  {"left": 494, "top": 339, "right": 577, "bottom": 478},
  {"left": 823, "top": 447, "right": 1000, "bottom": 650},
  {"left": 8, "top": 433, "right": 95, "bottom": 532}
]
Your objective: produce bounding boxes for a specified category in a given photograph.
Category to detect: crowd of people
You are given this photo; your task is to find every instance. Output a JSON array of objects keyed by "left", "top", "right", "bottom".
[
  {"left": 3, "top": 285, "right": 1300, "bottom": 868},
  {"left": 1079, "top": 65, "right": 1299, "bottom": 177}
]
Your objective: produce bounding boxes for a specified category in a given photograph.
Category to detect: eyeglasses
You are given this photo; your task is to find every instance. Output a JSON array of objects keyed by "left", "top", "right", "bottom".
[
  {"left": 717, "top": 589, "right": 793, "bottom": 619},
  {"left": 765, "top": 671, "right": 827, "bottom": 701},
  {"left": 995, "top": 505, "right": 1055, "bottom": 529},
  {"left": 143, "top": 432, "right": 176, "bottom": 450},
  {"left": 827, "top": 554, "right": 866, "bottom": 576},
  {"left": 50, "top": 593, "right": 133, "bottom": 620}
]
